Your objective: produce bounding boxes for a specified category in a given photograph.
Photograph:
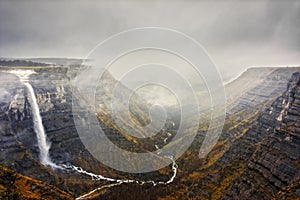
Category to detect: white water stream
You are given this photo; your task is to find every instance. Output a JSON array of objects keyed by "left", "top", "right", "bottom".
[
  {"left": 8, "top": 69, "right": 178, "bottom": 199},
  {"left": 9, "top": 70, "right": 57, "bottom": 167}
]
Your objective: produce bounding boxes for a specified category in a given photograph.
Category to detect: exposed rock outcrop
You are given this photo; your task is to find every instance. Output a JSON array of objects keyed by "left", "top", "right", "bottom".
[
  {"left": 226, "top": 67, "right": 300, "bottom": 114},
  {"left": 0, "top": 64, "right": 299, "bottom": 199},
  {"left": 223, "top": 72, "right": 300, "bottom": 199}
]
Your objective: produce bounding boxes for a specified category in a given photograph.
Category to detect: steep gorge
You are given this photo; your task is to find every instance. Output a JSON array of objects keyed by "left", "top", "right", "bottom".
[{"left": 0, "top": 64, "right": 299, "bottom": 199}]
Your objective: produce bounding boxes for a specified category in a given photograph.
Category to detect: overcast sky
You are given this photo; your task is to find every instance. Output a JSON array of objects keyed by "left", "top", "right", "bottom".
[{"left": 0, "top": 0, "right": 299, "bottom": 80}]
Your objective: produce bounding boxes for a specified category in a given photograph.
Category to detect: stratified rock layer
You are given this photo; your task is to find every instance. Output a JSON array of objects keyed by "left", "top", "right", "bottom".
[{"left": 223, "top": 72, "right": 300, "bottom": 199}]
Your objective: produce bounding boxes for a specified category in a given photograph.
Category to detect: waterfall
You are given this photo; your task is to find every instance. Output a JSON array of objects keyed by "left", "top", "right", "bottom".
[
  {"left": 8, "top": 70, "right": 57, "bottom": 168},
  {"left": 7, "top": 69, "right": 178, "bottom": 199},
  {"left": 23, "top": 82, "right": 55, "bottom": 166}
]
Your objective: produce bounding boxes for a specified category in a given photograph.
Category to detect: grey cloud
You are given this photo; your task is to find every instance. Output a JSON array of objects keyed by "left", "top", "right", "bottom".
[{"left": 0, "top": 0, "right": 299, "bottom": 80}]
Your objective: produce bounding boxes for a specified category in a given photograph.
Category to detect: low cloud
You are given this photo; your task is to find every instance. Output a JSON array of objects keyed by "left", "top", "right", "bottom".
[{"left": 0, "top": 0, "right": 299, "bottom": 80}]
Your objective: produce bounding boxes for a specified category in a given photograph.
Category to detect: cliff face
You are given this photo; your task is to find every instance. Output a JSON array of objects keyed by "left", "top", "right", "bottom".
[
  {"left": 0, "top": 70, "right": 60, "bottom": 185},
  {"left": 0, "top": 65, "right": 299, "bottom": 199},
  {"left": 0, "top": 66, "right": 165, "bottom": 197},
  {"left": 226, "top": 67, "right": 300, "bottom": 114},
  {"left": 218, "top": 67, "right": 300, "bottom": 145},
  {"left": 96, "top": 71, "right": 300, "bottom": 200},
  {"left": 223, "top": 72, "right": 300, "bottom": 199},
  {"left": 0, "top": 67, "right": 103, "bottom": 196}
]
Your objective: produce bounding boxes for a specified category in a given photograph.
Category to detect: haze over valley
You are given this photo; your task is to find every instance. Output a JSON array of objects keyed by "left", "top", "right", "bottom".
[{"left": 0, "top": 1, "right": 300, "bottom": 199}]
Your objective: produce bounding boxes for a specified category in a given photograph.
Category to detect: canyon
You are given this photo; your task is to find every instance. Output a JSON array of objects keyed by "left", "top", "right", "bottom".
[{"left": 0, "top": 59, "right": 299, "bottom": 199}]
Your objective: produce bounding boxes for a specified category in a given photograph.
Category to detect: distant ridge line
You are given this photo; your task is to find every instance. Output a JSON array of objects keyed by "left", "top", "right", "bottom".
[{"left": 224, "top": 65, "right": 300, "bottom": 85}]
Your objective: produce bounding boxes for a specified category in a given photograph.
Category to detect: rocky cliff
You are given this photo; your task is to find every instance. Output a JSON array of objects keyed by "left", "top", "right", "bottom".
[
  {"left": 0, "top": 65, "right": 169, "bottom": 198},
  {"left": 226, "top": 67, "right": 300, "bottom": 114},
  {"left": 91, "top": 71, "right": 300, "bottom": 200},
  {"left": 223, "top": 72, "right": 300, "bottom": 199},
  {"left": 0, "top": 64, "right": 299, "bottom": 199}
]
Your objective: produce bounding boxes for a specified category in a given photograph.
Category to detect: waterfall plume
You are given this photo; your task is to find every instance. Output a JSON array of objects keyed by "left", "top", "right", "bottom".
[{"left": 9, "top": 70, "right": 57, "bottom": 167}]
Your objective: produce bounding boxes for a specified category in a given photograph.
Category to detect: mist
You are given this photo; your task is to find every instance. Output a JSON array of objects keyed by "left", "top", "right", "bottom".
[{"left": 0, "top": 0, "right": 299, "bottom": 81}]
